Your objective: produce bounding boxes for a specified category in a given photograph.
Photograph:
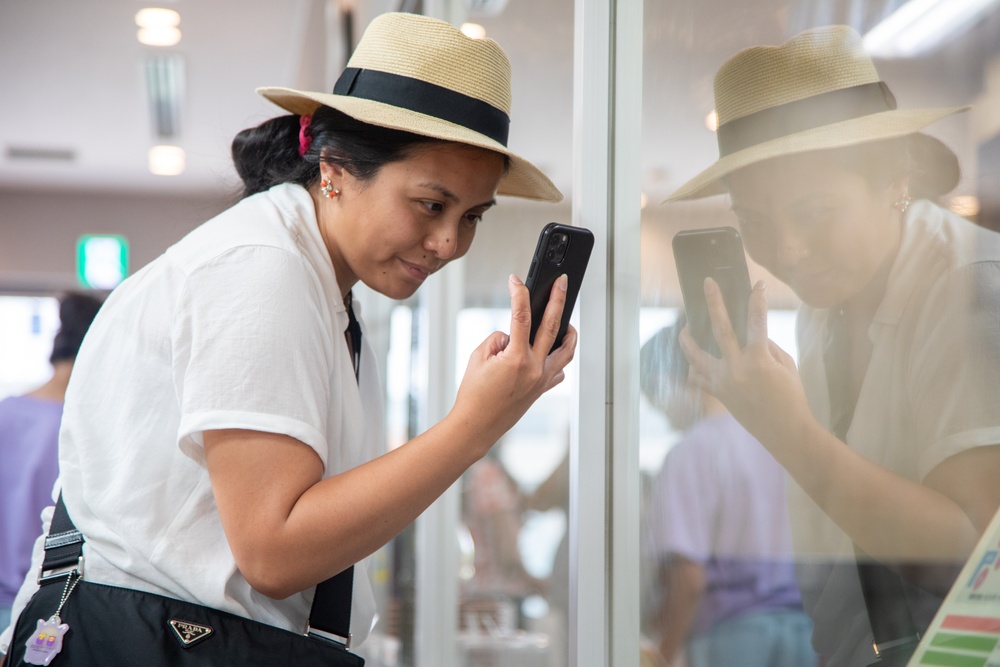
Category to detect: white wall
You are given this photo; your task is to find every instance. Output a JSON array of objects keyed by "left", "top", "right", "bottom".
[{"left": 0, "top": 187, "right": 234, "bottom": 294}]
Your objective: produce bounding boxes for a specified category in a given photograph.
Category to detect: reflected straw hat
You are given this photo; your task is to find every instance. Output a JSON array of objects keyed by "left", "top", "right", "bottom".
[
  {"left": 257, "top": 12, "right": 562, "bottom": 203},
  {"left": 665, "top": 25, "right": 967, "bottom": 201}
]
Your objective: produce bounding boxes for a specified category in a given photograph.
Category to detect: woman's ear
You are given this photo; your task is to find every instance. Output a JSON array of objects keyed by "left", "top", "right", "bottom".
[{"left": 318, "top": 160, "right": 345, "bottom": 187}]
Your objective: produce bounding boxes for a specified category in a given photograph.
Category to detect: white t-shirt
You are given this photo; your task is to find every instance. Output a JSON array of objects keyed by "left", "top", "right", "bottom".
[
  {"left": 2, "top": 183, "right": 383, "bottom": 653},
  {"left": 790, "top": 200, "right": 1000, "bottom": 666}
]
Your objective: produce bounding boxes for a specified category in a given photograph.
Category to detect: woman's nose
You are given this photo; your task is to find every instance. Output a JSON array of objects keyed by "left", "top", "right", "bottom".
[
  {"left": 775, "top": 229, "right": 810, "bottom": 268},
  {"left": 423, "top": 219, "right": 460, "bottom": 259}
]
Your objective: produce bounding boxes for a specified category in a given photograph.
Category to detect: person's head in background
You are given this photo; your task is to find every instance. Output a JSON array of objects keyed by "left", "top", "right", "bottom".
[
  {"left": 665, "top": 25, "right": 964, "bottom": 311},
  {"left": 31, "top": 291, "right": 104, "bottom": 401},
  {"left": 639, "top": 315, "right": 727, "bottom": 431}
]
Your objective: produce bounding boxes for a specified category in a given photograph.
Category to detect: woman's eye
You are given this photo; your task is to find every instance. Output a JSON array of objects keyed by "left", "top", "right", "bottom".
[
  {"left": 797, "top": 208, "right": 835, "bottom": 226},
  {"left": 465, "top": 213, "right": 484, "bottom": 225},
  {"left": 422, "top": 201, "right": 444, "bottom": 213}
]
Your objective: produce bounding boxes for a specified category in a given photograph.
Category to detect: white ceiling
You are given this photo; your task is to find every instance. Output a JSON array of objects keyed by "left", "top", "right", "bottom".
[
  {"left": 0, "top": 0, "right": 574, "bottom": 198},
  {"left": 2, "top": 0, "right": 998, "bottom": 205}
]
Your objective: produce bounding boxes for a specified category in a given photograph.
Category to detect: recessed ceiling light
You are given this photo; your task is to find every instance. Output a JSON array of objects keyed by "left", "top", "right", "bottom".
[
  {"left": 705, "top": 110, "right": 719, "bottom": 132},
  {"left": 460, "top": 23, "right": 487, "bottom": 39},
  {"left": 135, "top": 8, "right": 180, "bottom": 29},
  {"left": 138, "top": 26, "right": 181, "bottom": 46},
  {"left": 148, "top": 145, "right": 185, "bottom": 175},
  {"left": 136, "top": 8, "right": 181, "bottom": 46},
  {"left": 949, "top": 195, "right": 981, "bottom": 218}
]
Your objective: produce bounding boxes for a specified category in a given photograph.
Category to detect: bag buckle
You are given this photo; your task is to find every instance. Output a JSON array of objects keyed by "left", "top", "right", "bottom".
[
  {"left": 38, "top": 556, "right": 85, "bottom": 585},
  {"left": 872, "top": 633, "right": 920, "bottom": 658},
  {"left": 305, "top": 624, "right": 351, "bottom": 649}
]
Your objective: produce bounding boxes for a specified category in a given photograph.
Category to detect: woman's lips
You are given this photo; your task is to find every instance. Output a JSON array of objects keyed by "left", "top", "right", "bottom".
[{"left": 400, "top": 258, "right": 432, "bottom": 281}]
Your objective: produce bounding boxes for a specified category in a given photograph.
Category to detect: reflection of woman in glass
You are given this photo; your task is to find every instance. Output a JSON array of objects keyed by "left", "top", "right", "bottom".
[{"left": 666, "top": 26, "right": 1000, "bottom": 667}]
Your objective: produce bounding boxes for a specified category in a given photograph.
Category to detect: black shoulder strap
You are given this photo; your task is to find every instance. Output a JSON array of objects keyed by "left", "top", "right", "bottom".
[
  {"left": 306, "top": 291, "right": 364, "bottom": 646},
  {"left": 37, "top": 492, "right": 85, "bottom": 585},
  {"left": 823, "top": 307, "right": 920, "bottom": 660},
  {"left": 854, "top": 549, "right": 921, "bottom": 658}
]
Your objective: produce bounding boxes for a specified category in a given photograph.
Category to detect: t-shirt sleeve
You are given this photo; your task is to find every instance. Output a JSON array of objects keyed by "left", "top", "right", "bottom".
[
  {"left": 645, "top": 431, "right": 718, "bottom": 564},
  {"left": 171, "top": 245, "right": 336, "bottom": 468},
  {"left": 914, "top": 261, "right": 1000, "bottom": 478}
]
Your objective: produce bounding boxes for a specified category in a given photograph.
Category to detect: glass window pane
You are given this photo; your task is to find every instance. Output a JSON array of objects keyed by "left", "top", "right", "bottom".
[
  {"left": 0, "top": 295, "right": 60, "bottom": 400},
  {"left": 640, "top": 3, "right": 1000, "bottom": 667},
  {"left": 454, "top": 210, "right": 574, "bottom": 667}
]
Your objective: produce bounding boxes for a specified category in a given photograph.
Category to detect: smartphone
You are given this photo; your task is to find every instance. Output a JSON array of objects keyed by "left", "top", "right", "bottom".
[
  {"left": 525, "top": 222, "right": 595, "bottom": 353},
  {"left": 672, "top": 226, "right": 752, "bottom": 358}
]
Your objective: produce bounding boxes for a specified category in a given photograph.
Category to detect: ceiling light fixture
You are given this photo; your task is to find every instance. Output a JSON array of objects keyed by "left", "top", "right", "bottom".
[
  {"left": 460, "top": 23, "right": 487, "bottom": 39},
  {"left": 148, "top": 145, "right": 185, "bottom": 175},
  {"left": 863, "top": 0, "right": 1000, "bottom": 58},
  {"left": 705, "top": 110, "right": 719, "bottom": 132},
  {"left": 136, "top": 8, "right": 181, "bottom": 46},
  {"left": 138, "top": 26, "right": 181, "bottom": 46},
  {"left": 949, "top": 195, "right": 981, "bottom": 217}
]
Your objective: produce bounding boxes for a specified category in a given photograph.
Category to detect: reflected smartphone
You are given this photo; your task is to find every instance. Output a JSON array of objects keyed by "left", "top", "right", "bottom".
[
  {"left": 525, "top": 222, "right": 594, "bottom": 353},
  {"left": 672, "top": 226, "right": 752, "bottom": 358}
]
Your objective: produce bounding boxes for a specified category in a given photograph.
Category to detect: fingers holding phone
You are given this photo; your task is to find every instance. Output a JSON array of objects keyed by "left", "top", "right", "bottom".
[{"left": 506, "top": 272, "right": 571, "bottom": 357}]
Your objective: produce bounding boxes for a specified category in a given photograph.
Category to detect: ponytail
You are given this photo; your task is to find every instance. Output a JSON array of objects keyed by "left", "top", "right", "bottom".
[
  {"left": 231, "top": 106, "right": 459, "bottom": 199},
  {"left": 231, "top": 115, "right": 316, "bottom": 199}
]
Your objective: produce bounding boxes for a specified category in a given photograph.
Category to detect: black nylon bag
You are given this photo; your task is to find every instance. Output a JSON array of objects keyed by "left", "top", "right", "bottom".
[{"left": 7, "top": 579, "right": 364, "bottom": 666}]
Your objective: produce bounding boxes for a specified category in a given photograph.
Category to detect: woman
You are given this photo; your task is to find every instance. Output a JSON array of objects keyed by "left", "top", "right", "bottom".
[
  {"left": 665, "top": 25, "right": 1000, "bottom": 667},
  {"left": 0, "top": 12, "right": 573, "bottom": 665}
]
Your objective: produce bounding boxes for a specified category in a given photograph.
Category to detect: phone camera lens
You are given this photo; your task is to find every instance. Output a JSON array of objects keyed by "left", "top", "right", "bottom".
[{"left": 547, "top": 233, "right": 569, "bottom": 264}]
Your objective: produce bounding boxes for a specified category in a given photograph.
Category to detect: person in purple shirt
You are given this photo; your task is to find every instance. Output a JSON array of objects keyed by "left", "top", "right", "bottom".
[
  {"left": 0, "top": 292, "right": 103, "bottom": 633},
  {"left": 641, "top": 317, "right": 817, "bottom": 667}
]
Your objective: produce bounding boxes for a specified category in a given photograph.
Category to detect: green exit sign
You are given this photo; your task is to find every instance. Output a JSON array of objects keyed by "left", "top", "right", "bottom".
[{"left": 76, "top": 235, "right": 129, "bottom": 289}]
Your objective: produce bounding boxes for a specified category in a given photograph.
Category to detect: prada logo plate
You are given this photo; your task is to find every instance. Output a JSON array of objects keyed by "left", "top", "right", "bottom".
[{"left": 168, "top": 619, "right": 214, "bottom": 648}]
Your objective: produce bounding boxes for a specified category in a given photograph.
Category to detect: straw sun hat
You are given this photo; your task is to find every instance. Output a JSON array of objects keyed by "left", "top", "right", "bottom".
[
  {"left": 666, "top": 25, "right": 968, "bottom": 201},
  {"left": 257, "top": 12, "right": 562, "bottom": 203}
]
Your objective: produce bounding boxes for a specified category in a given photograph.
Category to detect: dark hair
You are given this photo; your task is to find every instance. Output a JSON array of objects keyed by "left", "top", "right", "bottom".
[
  {"left": 231, "top": 106, "right": 449, "bottom": 199},
  {"left": 50, "top": 292, "right": 104, "bottom": 364},
  {"left": 638, "top": 315, "right": 689, "bottom": 409}
]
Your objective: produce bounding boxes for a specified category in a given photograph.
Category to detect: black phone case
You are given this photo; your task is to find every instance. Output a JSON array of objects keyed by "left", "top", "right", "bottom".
[
  {"left": 672, "top": 226, "right": 752, "bottom": 358},
  {"left": 525, "top": 222, "right": 595, "bottom": 353}
]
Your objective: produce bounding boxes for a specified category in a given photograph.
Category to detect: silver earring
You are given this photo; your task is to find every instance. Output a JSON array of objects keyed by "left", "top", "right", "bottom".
[
  {"left": 320, "top": 179, "right": 339, "bottom": 199},
  {"left": 894, "top": 191, "right": 911, "bottom": 214}
]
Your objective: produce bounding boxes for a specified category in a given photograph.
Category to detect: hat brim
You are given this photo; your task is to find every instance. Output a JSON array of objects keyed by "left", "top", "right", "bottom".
[
  {"left": 257, "top": 87, "right": 563, "bottom": 203},
  {"left": 664, "top": 106, "right": 969, "bottom": 202}
]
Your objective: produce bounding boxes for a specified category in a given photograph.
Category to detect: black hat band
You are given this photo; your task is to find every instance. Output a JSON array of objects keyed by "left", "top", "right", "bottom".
[
  {"left": 333, "top": 67, "right": 510, "bottom": 147},
  {"left": 717, "top": 81, "right": 897, "bottom": 157}
]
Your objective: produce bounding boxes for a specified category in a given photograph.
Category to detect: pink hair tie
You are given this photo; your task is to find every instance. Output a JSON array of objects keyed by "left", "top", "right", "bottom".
[{"left": 298, "top": 114, "right": 313, "bottom": 157}]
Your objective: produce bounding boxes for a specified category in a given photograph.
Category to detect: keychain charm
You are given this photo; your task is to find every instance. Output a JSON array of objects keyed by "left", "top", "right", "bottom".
[
  {"left": 24, "top": 569, "right": 80, "bottom": 665},
  {"left": 23, "top": 617, "right": 69, "bottom": 666}
]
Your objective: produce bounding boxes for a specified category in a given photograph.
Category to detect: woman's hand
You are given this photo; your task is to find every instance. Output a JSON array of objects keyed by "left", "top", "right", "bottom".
[
  {"left": 451, "top": 273, "right": 577, "bottom": 454},
  {"left": 679, "top": 277, "right": 814, "bottom": 456}
]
